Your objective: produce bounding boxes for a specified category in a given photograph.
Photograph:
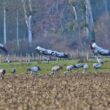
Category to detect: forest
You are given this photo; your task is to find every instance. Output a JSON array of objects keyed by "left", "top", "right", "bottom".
[{"left": 0, "top": 0, "right": 110, "bottom": 55}]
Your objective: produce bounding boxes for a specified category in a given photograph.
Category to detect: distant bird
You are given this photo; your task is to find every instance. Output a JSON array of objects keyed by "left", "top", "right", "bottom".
[
  {"left": 52, "top": 51, "right": 69, "bottom": 58},
  {"left": 82, "top": 64, "right": 89, "bottom": 74},
  {"left": 35, "top": 46, "right": 52, "bottom": 55},
  {"left": 90, "top": 41, "right": 109, "bottom": 64},
  {"left": 96, "top": 57, "right": 104, "bottom": 64},
  {"left": 0, "top": 69, "right": 6, "bottom": 79},
  {"left": 0, "top": 43, "right": 8, "bottom": 54},
  {"left": 12, "top": 68, "right": 17, "bottom": 76},
  {"left": 5, "top": 56, "right": 11, "bottom": 63},
  {"left": 27, "top": 66, "right": 41, "bottom": 74},
  {"left": 51, "top": 65, "right": 63, "bottom": 74},
  {"left": 66, "top": 63, "right": 87, "bottom": 70},
  {"left": 73, "top": 63, "right": 84, "bottom": 68},
  {"left": 93, "top": 63, "right": 102, "bottom": 69},
  {"left": 35, "top": 46, "right": 69, "bottom": 58},
  {"left": 66, "top": 63, "right": 89, "bottom": 74},
  {"left": 66, "top": 65, "right": 74, "bottom": 71},
  {"left": 90, "top": 42, "right": 110, "bottom": 56}
]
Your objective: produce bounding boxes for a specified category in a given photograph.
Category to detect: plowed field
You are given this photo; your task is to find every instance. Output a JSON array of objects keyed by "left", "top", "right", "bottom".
[{"left": 0, "top": 73, "right": 110, "bottom": 110}]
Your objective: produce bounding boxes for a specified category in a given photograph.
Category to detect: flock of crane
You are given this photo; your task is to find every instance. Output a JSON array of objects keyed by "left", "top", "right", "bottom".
[
  {"left": 34, "top": 41, "right": 109, "bottom": 72},
  {"left": 0, "top": 40, "right": 110, "bottom": 78}
]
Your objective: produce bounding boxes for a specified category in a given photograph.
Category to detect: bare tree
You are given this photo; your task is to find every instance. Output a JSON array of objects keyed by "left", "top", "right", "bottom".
[
  {"left": 21, "top": 0, "right": 33, "bottom": 46},
  {"left": 72, "top": 6, "right": 77, "bottom": 21},
  {"left": 85, "top": 0, "right": 94, "bottom": 41},
  {"left": 16, "top": 10, "right": 20, "bottom": 49},
  {"left": 85, "top": 0, "right": 94, "bottom": 31},
  {"left": 3, "top": 3, "right": 7, "bottom": 45},
  {"left": 72, "top": 5, "right": 82, "bottom": 49}
]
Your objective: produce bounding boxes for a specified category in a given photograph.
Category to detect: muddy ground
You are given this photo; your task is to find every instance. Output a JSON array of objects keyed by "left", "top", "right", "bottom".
[{"left": 0, "top": 73, "right": 110, "bottom": 110}]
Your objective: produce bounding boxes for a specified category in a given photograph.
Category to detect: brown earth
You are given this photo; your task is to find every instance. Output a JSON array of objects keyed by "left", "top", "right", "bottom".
[{"left": 0, "top": 73, "right": 110, "bottom": 110}]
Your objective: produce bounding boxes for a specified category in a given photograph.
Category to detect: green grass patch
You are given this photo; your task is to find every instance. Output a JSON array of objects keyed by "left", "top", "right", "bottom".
[{"left": 0, "top": 59, "right": 110, "bottom": 75}]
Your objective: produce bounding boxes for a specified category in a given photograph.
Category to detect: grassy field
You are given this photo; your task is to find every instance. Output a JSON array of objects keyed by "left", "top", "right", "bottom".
[
  {"left": 0, "top": 58, "right": 110, "bottom": 75},
  {"left": 0, "top": 59, "right": 110, "bottom": 110}
]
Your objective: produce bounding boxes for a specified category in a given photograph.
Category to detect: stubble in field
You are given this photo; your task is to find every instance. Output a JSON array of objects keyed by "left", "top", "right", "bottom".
[{"left": 0, "top": 73, "right": 110, "bottom": 110}]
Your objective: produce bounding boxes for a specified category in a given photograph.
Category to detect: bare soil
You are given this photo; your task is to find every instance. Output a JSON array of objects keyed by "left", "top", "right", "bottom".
[{"left": 0, "top": 73, "right": 110, "bottom": 110}]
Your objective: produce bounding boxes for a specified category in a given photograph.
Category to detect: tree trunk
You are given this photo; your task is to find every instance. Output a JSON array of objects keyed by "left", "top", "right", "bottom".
[
  {"left": 3, "top": 7, "right": 7, "bottom": 45},
  {"left": 16, "top": 10, "right": 20, "bottom": 49},
  {"left": 85, "top": 0, "right": 94, "bottom": 41},
  {"left": 21, "top": 0, "right": 33, "bottom": 46}
]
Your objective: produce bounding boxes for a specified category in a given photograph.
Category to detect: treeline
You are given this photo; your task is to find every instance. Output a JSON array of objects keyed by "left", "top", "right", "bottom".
[{"left": 0, "top": 0, "right": 110, "bottom": 55}]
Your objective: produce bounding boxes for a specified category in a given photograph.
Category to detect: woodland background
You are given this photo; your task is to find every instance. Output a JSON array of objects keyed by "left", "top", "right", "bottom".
[{"left": 0, "top": 0, "right": 110, "bottom": 55}]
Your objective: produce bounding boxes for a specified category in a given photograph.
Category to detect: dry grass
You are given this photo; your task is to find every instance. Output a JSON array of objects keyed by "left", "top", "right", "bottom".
[{"left": 0, "top": 73, "right": 110, "bottom": 110}]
